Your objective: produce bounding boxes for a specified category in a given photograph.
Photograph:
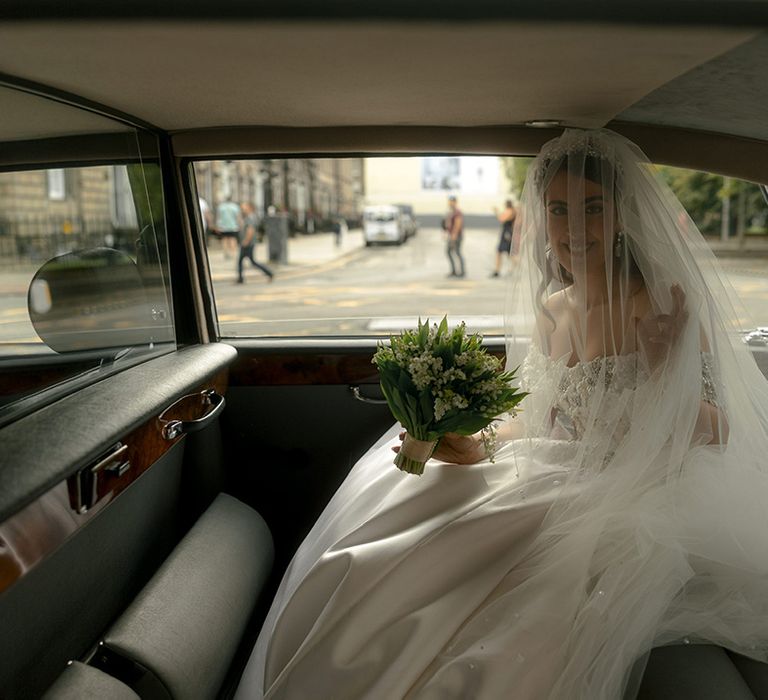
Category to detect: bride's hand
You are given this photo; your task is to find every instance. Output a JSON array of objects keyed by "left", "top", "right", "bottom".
[
  {"left": 392, "top": 431, "right": 485, "bottom": 465},
  {"left": 636, "top": 284, "right": 689, "bottom": 370}
]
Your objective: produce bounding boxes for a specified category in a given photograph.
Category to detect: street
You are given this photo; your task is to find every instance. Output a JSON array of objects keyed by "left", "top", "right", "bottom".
[
  {"left": 211, "top": 227, "right": 510, "bottom": 337},
  {"left": 4, "top": 227, "right": 768, "bottom": 345},
  {"left": 212, "top": 226, "right": 768, "bottom": 337}
]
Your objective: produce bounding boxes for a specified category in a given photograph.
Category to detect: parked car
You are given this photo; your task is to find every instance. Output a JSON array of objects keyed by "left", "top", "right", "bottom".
[
  {"left": 1, "top": 3, "right": 768, "bottom": 699},
  {"left": 395, "top": 203, "right": 418, "bottom": 239},
  {"left": 363, "top": 204, "right": 407, "bottom": 245}
]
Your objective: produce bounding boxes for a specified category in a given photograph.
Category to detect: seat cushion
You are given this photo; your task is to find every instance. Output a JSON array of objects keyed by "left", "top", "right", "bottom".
[
  {"left": 729, "top": 651, "right": 768, "bottom": 699},
  {"left": 635, "top": 644, "right": 756, "bottom": 700}
]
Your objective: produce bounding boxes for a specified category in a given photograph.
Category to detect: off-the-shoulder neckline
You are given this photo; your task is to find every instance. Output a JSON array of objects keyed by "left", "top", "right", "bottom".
[
  {"left": 527, "top": 345, "right": 711, "bottom": 371},
  {"left": 528, "top": 344, "right": 639, "bottom": 371}
]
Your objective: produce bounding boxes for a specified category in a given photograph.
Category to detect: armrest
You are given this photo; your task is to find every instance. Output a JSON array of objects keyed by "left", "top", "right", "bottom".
[{"left": 100, "top": 494, "right": 274, "bottom": 700}]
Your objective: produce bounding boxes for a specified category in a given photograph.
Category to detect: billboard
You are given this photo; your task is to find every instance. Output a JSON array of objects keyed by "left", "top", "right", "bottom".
[{"left": 421, "top": 156, "right": 499, "bottom": 194}]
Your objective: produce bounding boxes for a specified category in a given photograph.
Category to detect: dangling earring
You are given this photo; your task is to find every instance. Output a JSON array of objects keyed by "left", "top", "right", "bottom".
[
  {"left": 545, "top": 245, "right": 558, "bottom": 281},
  {"left": 614, "top": 230, "right": 625, "bottom": 259}
]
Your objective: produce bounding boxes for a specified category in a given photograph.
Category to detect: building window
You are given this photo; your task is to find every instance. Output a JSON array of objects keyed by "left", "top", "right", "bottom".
[{"left": 47, "top": 168, "right": 66, "bottom": 200}]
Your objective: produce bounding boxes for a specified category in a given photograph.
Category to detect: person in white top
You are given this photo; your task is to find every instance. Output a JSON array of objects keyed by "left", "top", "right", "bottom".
[{"left": 199, "top": 197, "right": 213, "bottom": 236}]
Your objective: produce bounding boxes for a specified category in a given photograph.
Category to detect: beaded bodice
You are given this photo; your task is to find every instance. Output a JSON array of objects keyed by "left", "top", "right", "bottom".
[{"left": 520, "top": 346, "right": 718, "bottom": 442}]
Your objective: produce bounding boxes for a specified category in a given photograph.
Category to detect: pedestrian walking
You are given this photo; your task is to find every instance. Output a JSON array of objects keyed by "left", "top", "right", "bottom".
[
  {"left": 215, "top": 195, "right": 241, "bottom": 259},
  {"left": 491, "top": 198, "right": 518, "bottom": 277},
  {"left": 444, "top": 195, "right": 465, "bottom": 278},
  {"left": 237, "top": 202, "right": 274, "bottom": 284}
]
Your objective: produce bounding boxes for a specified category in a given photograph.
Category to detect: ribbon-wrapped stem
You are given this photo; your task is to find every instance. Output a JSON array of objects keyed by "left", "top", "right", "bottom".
[{"left": 394, "top": 433, "right": 438, "bottom": 475}]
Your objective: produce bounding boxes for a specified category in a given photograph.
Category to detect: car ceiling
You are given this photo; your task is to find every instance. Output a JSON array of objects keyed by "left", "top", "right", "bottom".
[
  {"left": 0, "top": 22, "right": 760, "bottom": 132},
  {"left": 0, "top": 20, "right": 767, "bottom": 179}
]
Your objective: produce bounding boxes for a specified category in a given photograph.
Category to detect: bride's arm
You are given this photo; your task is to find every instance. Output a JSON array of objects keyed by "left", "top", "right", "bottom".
[
  {"left": 394, "top": 412, "right": 527, "bottom": 466},
  {"left": 636, "top": 286, "right": 728, "bottom": 445},
  {"left": 426, "top": 414, "right": 527, "bottom": 465}
]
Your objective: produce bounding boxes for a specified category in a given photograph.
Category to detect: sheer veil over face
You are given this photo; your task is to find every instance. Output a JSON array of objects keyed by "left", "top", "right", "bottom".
[{"left": 504, "top": 128, "right": 764, "bottom": 449}]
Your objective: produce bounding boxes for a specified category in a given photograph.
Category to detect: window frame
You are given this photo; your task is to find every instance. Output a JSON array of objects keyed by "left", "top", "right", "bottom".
[{"left": 0, "top": 80, "right": 204, "bottom": 426}]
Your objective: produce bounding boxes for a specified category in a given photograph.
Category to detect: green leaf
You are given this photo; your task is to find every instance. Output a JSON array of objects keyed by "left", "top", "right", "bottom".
[
  {"left": 397, "top": 368, "right": 416, "bottom": 393},
  {"left": 419, "top": 390, "right": 434, "bottom": 424}
]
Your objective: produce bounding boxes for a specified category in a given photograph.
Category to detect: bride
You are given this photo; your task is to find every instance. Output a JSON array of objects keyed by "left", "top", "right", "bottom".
[{"left": 237, "top": 129, "right": 768, "bottom": 699}]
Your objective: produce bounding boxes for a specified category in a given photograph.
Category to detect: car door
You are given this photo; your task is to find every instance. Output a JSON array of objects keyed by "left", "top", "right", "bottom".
[
  {"left": 0, "top": 84, "right": 237, "bottom": 698},
  {"left": 181, "top": 153, "right": 511, "bottom": 576}
]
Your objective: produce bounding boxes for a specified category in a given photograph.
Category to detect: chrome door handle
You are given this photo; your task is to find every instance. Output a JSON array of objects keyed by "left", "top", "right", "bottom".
[
  {"left": 350, "top": 385, "right": 388, "bottom": 405},
  {"left": 159, "top": 389, "right": 226, "bottom": 440}
]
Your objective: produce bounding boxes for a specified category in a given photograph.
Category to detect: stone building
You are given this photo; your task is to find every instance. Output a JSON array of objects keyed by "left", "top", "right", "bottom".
[
  {"left": 0, "top": 156, "right": 365, "bottom": 266},
  {"left": 0, "top": 164, "right": 140, "bottom": 266},
  {"left": 193, "top": 157, "right": 364, "bottom": 233}
]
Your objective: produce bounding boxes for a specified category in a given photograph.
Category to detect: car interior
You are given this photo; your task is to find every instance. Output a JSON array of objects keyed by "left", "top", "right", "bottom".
[{"left": 2, "top": 3, "right": 768, "bottom": 698}]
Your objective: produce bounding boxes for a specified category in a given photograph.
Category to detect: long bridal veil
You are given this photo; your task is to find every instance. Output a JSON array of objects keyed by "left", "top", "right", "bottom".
[
  {"left": 498, "top": 128, "right": 768, "bottom": 697},
  {"left": 243, "top": 129, "right": 768, "bottom": 700}
]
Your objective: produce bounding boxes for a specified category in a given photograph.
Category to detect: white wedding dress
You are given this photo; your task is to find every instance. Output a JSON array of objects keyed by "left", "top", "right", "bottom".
[{"left": 237, "top": 130, "right": 768, "bottom": 699}]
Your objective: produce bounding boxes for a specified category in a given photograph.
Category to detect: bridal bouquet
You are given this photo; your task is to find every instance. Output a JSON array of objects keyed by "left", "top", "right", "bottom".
[{"left": 373, "top": 317, "right": 527, "bottom": 475}]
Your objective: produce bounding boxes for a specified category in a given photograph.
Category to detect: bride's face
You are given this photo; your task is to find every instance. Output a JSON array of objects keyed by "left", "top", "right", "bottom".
[{"left": 545, "top": 169, "right": 619, "bottom": 284}]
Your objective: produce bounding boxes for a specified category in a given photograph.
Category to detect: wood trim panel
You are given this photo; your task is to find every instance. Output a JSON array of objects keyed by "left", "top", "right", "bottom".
[
  {"left": 229, "top": 349, "right": 507, "bottom": 386},
  {"left": 0, "top": 362, "right": 97, "bottom": 399},
  {"left": 230, "top": 352, "right": 382, "bottom": 386},
  {"left": 0, "top": 370, "right": 227, "bottom": 597}
]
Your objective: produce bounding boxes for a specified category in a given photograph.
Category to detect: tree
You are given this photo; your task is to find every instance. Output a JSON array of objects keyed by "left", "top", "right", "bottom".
[
  {"left": 501, "top": 157, "right": 533, "bottom": 199},
  {"left": 655, "top": 165, "right": 768, "bottom": 239}
]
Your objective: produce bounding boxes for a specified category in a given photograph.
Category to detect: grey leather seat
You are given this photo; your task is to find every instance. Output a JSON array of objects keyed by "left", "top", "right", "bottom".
[
  {"left": 634, "top": 644, "right": 768, "bottom": 700},
  {"left": 97, "top": 493, "right": 274, "bottom": 700},
  {"left": 41, "top": 661, "right": 140, "bottom": 700}
]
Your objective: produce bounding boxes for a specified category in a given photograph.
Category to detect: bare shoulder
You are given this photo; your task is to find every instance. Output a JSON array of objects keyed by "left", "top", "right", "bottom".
[
  {"left": 543, "top": 289, "right": 568, "bottom": 314},
  {"left": 534, "top": 290, "right": 567, "bottom": 346}
]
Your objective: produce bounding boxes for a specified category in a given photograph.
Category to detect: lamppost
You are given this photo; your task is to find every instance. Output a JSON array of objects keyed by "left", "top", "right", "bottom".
[{"left": 260, "top": 161, "right": 273, "bottom": 211}]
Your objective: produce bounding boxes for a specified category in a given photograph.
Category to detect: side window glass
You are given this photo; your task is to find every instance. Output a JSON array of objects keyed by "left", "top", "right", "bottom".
[
  {"left": 656, "top": 165, "right": 768, "bottom": 324},
  {"left": 194, "top": 157, "right": 767, "bottom": 341},
  {"left": 0, "top": 86, "right": 174, "bottom": 419},
  {"left": 194, "top": 156, "right": 515, "bottom": 339}
]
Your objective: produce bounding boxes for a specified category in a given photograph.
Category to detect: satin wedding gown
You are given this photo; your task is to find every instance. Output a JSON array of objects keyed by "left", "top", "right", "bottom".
[
  {"left": 237, "top": 130, "right": 768, "bottom": 699},
  {"left": 238, "top": 349, "right": 750, "bottom": 699}
]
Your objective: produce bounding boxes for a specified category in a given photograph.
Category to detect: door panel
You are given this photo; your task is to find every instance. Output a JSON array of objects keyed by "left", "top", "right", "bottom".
[
  {"left": 220, "top": 339, "right": 506, "bottom": 573},
  {"left": 1, "top": 445, "right": 184, "bottom": 699},
  {"left": 0, "top": 343, "right": 236, "bottom": 698},
  {"left": 223, "top": 384, "right": 393, "bottom": 572}
]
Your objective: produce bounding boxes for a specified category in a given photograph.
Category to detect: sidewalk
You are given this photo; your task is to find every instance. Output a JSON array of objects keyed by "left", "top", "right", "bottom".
[
  {"left": 706, "top": 235, "right": 768, "bottom": 257},
  {"left": 207, "top": 228, "right": 366, "bottom": 282}
]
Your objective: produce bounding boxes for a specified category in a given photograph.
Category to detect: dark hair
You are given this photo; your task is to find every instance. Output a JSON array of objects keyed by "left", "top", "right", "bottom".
[{"left": 505, "top": 199, "right": 514, "bottom": 208}]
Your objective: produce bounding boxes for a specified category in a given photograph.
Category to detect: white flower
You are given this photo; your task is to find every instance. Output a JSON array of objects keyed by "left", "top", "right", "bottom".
[
  {"left": 434, "top": 388, "right": 469, "bottom": 421},
  {"left": 407, "top": 351, "right": 444, "bottom": 390}
]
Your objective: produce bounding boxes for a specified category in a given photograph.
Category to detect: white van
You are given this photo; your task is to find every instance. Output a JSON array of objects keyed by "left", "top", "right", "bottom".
[{"left": 363, "top": 204, "right": 406, "bottom": 246}]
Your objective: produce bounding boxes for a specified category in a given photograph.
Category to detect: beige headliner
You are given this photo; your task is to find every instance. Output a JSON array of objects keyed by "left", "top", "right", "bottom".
[{"left": 0, "top": 21, "right": 753, "bottom": 135}]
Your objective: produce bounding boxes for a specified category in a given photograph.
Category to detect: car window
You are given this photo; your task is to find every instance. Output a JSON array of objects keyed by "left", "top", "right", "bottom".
[
  {"left": 0, "top": 87, "right": 174, "bottom": 420},
  {"left": 195, "top": 156, "right": 512, "bottom": 338},
  {"left": 194, "top": 156, "right": 768, "bottom": 339},
  {"left": 655, "top": 164, "right": 768, "bottom": 326}
]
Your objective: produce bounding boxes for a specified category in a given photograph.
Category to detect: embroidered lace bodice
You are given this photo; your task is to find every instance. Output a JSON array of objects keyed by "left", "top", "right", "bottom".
[{"left": 520, "top": 346, "right": 718, "bottom": 442}]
